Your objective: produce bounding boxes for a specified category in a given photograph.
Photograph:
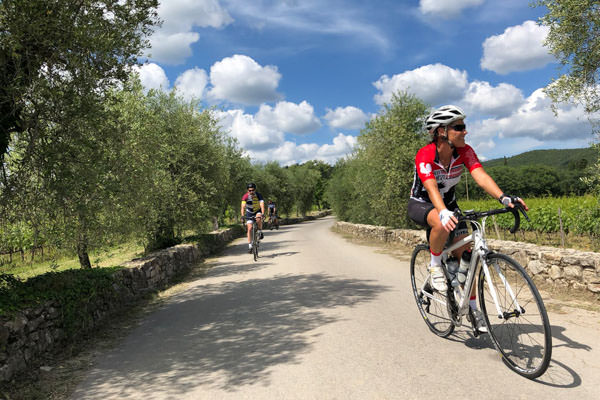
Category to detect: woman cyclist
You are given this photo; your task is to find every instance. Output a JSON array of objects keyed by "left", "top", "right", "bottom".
[{"left": 407, "top": 105, "right": 528, "bottom": 332}]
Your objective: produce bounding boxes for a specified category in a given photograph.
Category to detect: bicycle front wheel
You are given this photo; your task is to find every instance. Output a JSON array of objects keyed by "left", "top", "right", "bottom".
[
  {"left": 410, "top": 244, "right": 454, "bottom": 337},
  {"left": 478, "top": 253, "right": 552, "bottom": 379},
  {"left": 252, "top": 224, "right": 259, "bottom": 261}
]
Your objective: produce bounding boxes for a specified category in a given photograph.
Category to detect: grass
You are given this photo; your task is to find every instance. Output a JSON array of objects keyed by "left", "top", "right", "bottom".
[{"left": 0, "top": 241, "right": 145, "bottom": 280}]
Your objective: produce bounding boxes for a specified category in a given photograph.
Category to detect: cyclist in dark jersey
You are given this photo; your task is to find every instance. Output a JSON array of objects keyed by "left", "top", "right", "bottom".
[
  {"left": 408, "top": 105, "right": 528, "bottom": 331},
  {"left": 267, "top": 200, "right": 278, "bottom": 228},
  {"left": 241, "top": 182, "right": 265, "bottom": 253}
]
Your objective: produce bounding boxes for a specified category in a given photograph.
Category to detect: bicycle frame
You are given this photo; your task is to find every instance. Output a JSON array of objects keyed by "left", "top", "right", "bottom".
[{"left": 422, "top": 215, "right": 521, "bottom": 326}]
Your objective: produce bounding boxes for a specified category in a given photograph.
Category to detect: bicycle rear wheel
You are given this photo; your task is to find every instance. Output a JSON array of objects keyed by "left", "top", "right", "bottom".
[
  {"left": 478, "top": 253, "right": 552, "bottom": 379},
  {"left": 410, "top": 244, "right": 455, "bottom": 337}
]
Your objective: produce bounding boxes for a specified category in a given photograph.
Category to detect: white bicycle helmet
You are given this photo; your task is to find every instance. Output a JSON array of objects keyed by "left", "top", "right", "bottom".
[{"left": 425, "top": 105, "right": 466, "bottom": 134}]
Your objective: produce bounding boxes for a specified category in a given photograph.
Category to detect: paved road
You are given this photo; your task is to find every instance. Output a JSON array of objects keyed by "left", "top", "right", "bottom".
[{"left": 71, "top": 216, "right": 600, "bottom": 399}]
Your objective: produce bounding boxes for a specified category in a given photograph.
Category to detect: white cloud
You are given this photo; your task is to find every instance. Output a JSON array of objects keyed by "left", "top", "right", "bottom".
[
  {"left": 208, "top": 54, "right": 282, "bottom": 105},
  {"left": 462, "top": 81, "right": 525, "bottom": 118},
  {"left": 474, "top": 89, "right": 596, "bottom": 142},
  {"left": 223, "top": 0, "right": 390, "bottom": 52},
  {"left": 481, "top": 20, "right": 555, "bottom": 74},
  {"left": 324, "top": 106, "right": 369, "bottom": 130},
  {"left": 134, "top": 63, "right": 170, "bottom": 92},
  {"left": 249, "top": 134, "right": 357, "bottom": 165},
  {"left": 213, "top": 108, "right": 355, "bottom": 165},
  {"left": 174, "top": 67, "right": 209, "bottom": 101},
  {"left": 373, "top": 63, "right": 468, "bottom": 106},
  {"left": 419, "top": 0, "right": 484, "bottom": 19},
  {"left": 214, "top": 109, "right": 284, "bottom": 150},
  {"left": 149, "top": 0, "right": 233, "bottom": 65},
  {"left": 256, "top": 101, "right": 321, "bottom": 134},
  {"left": 317, "top": 133, "right": 358, "bottom": 159},
  {"left": 148, "top": 32, "right": 200, "bottom": 65}
]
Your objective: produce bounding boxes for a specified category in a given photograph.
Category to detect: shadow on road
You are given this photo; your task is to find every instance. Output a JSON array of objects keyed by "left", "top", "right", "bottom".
[
  {"left": 76, "top": 273, "right": 390, "bottom": 398},
  {"left": 449, "top": 322, "right": 588, "bottom": 387}
]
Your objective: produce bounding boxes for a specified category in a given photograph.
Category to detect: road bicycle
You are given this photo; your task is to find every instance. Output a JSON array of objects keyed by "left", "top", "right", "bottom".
[
  {"left": 409, "top": 205, "right": 552, "bottom": 379},
  {"left": 268, "top": 214, "right": 279, "bottom": 230},
  {"left": 244, "top": 216, "right": 261, "bottom": 261}
]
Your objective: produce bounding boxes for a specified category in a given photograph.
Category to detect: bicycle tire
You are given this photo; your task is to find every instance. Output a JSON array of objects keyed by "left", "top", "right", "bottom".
[
  {"left": 252, "top": 223, "right": 259, "bottom": 261},
  {"left": 478, "top": 253, "right": 552, "bottom": 379},
  {"left": 410, "top": 244, "right": 455, "bottom": 337}
]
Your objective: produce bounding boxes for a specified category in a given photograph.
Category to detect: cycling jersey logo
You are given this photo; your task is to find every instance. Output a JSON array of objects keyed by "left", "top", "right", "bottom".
[{"left": 419, "top": 162, "right": 432, "bottom": 176}]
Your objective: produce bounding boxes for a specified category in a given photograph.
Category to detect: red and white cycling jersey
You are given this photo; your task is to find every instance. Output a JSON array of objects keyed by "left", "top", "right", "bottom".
[{"left": 410, "top": 142, "right": 482, "bottom": 204}]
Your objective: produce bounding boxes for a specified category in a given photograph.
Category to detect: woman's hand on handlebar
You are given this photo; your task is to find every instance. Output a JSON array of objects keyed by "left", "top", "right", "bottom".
[
  {"left": 499, "top": 194, "right": 529, "bottom": 211},
  {"left": 439, "top": 208, "right": 458, "bottom": 232}
]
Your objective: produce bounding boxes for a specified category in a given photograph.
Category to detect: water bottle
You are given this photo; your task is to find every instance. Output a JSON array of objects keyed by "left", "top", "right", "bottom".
[
  {"left": 457, "top": 250, "right": 472, "bottom": 284},
  {"left": 446, "top": 257, "right": 460, "bottom": 287}
]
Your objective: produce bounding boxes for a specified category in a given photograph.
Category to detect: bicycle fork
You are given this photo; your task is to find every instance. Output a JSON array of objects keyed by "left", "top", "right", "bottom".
[{"left": 481, "top": 258, "right": 524, "bottom": 320}]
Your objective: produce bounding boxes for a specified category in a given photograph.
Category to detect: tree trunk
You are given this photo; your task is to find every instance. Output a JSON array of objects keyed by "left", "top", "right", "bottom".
[{"left": 77, "top": 232, "right": 92, "bottom": 269}]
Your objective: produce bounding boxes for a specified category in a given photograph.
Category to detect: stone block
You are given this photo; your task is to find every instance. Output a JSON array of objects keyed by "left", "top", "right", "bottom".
[
  {"left": 541, "top": 252, "right": 562, "bottom": 263},
  {"left": 511, "top": 251, "right": 528, "bottom": 268},
  {"left": 583, "top": 269, "right": 600, "bottom": 284},
  {"left": 550, "top": 265, "right": 563, "bottom": 280},
  {"left": 527, "top": 260, "right": 546, "bottom": 276},
  {"left": 564, "top": 265, "right": 583, "bottom": 280}
]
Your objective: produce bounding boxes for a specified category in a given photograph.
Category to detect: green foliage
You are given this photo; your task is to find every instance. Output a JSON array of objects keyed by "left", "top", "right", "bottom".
[
  {"left": 325, "top": 92, "right": 429, "bottom": 227},
  {"left": 455, "top": 161, "right": 593, "bottom": 199},
  {"left": 536, "top": 1, "right": 600, "bottom": 197},
  {"left": 0, "top": 268, "right": 123, "bottom": 336},
  {"left": 482, "top": 147, "right": 597, "bottom": 168},
  {"left": 113, "top": 85, "right": 235, "bottom": 251},
  {"left": 460, "top": 195, "right": 600, "bottom": 236},
  {"left": 536, "top": 0, "right": 600, "bottom": 114},
  {"left": 0, "top": 0, "right": 160, "bottom": 157}
]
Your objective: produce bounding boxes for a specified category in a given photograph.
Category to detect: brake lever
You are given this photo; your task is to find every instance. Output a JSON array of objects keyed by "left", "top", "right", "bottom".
[
  {"left": 509, "top": 206, "right": 521, "bottom": 234},
  {"left": 515, "top": 203, "right": 530, "bottom": 222}
]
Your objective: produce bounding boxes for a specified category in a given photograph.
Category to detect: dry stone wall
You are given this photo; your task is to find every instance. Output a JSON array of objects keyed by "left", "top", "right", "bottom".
[{"left": 333, "top": 221, "right": 600, "bottom": 295}]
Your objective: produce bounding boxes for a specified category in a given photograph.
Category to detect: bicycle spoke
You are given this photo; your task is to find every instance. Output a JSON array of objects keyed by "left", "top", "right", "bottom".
[
  {"left": 410, "top": 244, "right": 454, "bottom": 337},
  {"left": 479, "top": 253, "right": 552, "bottom": 379}
]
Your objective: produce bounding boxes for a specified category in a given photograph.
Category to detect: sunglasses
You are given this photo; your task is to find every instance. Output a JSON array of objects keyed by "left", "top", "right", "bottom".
[
  {"left": 449, "top": 124, "right": 466, "bottom": 131},
  {"left": 248, "top": 189, "right": 255, "bottom": 192}
]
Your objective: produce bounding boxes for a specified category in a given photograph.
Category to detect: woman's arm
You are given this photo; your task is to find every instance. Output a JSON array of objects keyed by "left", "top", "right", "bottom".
[
  {"left": 469, "top": 167, "right": 503, "bottom": 199},
  {"left": 470, "top": 167, "right": 529, "bottom": 210}
]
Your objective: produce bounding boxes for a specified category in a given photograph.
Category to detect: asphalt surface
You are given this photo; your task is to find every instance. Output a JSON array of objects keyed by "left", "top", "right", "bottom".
[{"left": 70, "top": 216, "right": 600, "bottom": 399}]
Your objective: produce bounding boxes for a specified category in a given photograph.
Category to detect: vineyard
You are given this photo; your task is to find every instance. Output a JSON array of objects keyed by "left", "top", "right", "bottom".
[{"left": 460, "top": 195, "right": 600, "bottom": 250}]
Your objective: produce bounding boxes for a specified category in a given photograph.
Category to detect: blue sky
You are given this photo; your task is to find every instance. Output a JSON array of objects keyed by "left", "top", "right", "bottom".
[{"left": 135, "top": 0, "right": 598, "bottom": 165}]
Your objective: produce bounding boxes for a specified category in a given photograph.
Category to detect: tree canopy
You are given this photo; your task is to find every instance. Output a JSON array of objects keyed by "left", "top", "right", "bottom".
[
  {"left": 325, "top": 92, "right": 429, "bottom": 227},
  {"left": 0, "top": 0, "right": 160, "bottom": 158},
  {"left": 537, "top": 0, "right": 600, "bottom": 114}
]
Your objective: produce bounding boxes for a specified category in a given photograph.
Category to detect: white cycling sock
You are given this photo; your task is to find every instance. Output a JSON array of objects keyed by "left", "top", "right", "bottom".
[
  {"left": 430, "top": 252, "right": 442, "bottom": 267},
  {"left": 248, "top": 243, "right": 252, "bottom": 249}
]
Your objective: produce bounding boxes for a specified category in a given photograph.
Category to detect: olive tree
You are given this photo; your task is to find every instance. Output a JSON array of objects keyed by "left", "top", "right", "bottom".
[
  {"left": 537, "top": 0, "right": 600, "bottom": 113},
  {"left": 536, "top": 0, "right": 600, "bottom": 195},
  {"left": 0, "top": 0, "right": 160, "bottom": 159},
  {"left": 354, "top": 92, "right": 429, "bottom": 227}
]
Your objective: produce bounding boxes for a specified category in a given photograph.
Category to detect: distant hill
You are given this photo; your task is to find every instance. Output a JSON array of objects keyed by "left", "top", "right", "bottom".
[{"left": 482, "top": 147, "right": 598, "bottom": 169}]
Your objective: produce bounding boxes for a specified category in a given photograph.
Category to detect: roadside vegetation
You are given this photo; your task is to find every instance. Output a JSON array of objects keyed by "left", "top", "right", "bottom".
[{"left": 1, "top": 0, "right": 599, "bottom": 310}]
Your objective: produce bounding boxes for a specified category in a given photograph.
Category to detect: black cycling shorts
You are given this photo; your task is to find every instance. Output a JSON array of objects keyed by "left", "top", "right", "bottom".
[{"left": 407, "top": 198, "right": 468, "bottom": 236}]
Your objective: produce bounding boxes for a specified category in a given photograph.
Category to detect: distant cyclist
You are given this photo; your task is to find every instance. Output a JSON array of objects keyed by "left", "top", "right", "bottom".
[
  {"left": 241, "top": 183, "right": 265, "bottom": 253},
  {"left": 267, "top": 200, "right": 278, "bottom": 229},
  {"left": 407, "top": 105, "right": 528, "bottom": 332}
]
